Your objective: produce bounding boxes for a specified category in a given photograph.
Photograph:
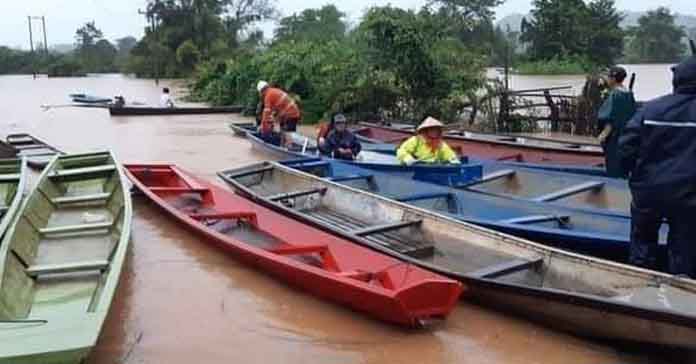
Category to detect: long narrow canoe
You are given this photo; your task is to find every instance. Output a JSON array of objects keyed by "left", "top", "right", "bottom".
[
  {"left": 69, "top": 94, "right": 111, "bottom": 104},
  {"left": 6, "top": 134, "right": 64, "bottom": 169},
  {"left": 354, "top": 122, "right": 605, "bottom": 167},
  {"left": 331, "top": 152, "right": 631, "bottom": 217},
  {"left": 125, "top": 164, "right": 462, "bottom": 326},
  {"left": 109, "top": 105, "right": 244, "bottom": 116},
  {"left": 0, "top": 158, "right": 28, "bottom": 241},
  {"left": 0, "top": 151, "right": 133, "bottom": 363},
  {"left": 237, "top": 124, "right": 630, "bottom": 217},
  {"left": 219, "top": 161, "right": 696, "bottom": 349},
  {"left": 277, "top": 159, "right": 647, "bottom": 264}
]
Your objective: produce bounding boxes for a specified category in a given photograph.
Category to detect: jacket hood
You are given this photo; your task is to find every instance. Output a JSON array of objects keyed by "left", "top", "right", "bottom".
[{"left": 672, "top": 57, "right": 696, "bottom": 94}]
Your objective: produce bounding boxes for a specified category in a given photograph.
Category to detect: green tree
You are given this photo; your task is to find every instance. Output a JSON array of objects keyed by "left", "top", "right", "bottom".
[
  {"left": 74, "top": 22, "right": 117, "bottom": 72},
  {"left": 626, "top": 7, "right": 686, "bottom": 63},
  {"left": 75, "top": 21, "right": 103, "bottom": 50},
  {"left": 521, "top": 0, "right": 589, "bottom": 61},
  {"left": 274, "top": 5, "right": 347, "bottom": 43},
  {"left": 176, "top": 40, "right": 202, "bottom": 71},
  {"left": 586, "top": 0, "right": 624, "bottom": 67}
]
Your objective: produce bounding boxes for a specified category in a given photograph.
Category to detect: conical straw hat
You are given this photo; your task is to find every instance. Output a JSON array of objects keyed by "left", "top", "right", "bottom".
[{"left": 417, "top": 117, "right": 444, "bottom": 132}]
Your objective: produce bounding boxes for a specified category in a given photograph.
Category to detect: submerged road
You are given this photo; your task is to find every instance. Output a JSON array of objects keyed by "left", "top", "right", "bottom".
[{"left": 0, "top": 74, "right": 683, "bottom": 363}]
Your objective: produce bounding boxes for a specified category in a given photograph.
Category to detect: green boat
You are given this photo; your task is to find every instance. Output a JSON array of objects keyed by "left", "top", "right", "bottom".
[
  {"left": 0, "top": 158, "right": 28, "bottom": 241},
  {"left": 0, "top": 151, "right": 132, "bottom": 364}
]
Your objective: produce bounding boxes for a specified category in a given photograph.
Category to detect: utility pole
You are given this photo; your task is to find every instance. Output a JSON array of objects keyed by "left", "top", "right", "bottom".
[
  {"left": 28, "top": 16, "right": 35, "bottom": 78},
  {"left": 27, "top": 16, "right": 48, "bottom": 79},
  {"left": 41, "top": 16, "right": 48, "bottom": 53}
]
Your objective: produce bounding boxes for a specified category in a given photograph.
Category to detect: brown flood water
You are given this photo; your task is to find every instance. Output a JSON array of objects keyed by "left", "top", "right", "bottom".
[{"left": 0, "top": 74, "right": 682, "bottom": 363}]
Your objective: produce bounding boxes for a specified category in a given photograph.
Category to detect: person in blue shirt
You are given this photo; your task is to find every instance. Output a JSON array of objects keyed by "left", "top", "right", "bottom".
[
  {"left": 597, "top": 66, "right": 636, "bottom": 178},
  {"left": 619, "top": 53, "right": 696, "bottom": 277},
  {"left": 323, "top": 114, "right": 362, "bottom": 160}
]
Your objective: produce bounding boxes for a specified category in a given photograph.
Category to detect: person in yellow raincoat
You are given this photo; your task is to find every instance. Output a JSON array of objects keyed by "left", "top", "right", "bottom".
[{"left": 397, "top": 117, "right": 460, "bottom": 165}]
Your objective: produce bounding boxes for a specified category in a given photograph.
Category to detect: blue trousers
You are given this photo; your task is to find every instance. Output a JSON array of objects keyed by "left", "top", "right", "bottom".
[{"left": 630, "top": 200, "right": 695, "bottom": 277}]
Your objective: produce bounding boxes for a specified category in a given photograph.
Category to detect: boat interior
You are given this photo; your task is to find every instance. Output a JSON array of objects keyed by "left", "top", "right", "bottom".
[
  {"left": 127, "top": 165, "right": 427, "bottom": 292},
  {"left": 221, "top": 162, "right": 696, "bottom": 316},
  {"left": 0, "top": 152, "right": 127, "bottom": 321}
]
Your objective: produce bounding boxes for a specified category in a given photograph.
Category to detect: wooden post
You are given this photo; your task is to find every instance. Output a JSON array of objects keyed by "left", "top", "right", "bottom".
[{"left": 544, "top": 90, "right": 560, "bottom": 132}]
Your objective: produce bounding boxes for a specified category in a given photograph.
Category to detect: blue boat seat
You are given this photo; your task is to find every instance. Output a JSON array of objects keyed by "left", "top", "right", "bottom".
[
  {"left": 328, "top": 174, "right": 374, "bottom": 183},
  {"left": 501, "top": 215, "right": 571, "bottom": 225},
  {"left": 533, "top": 181, "right": 605, "bottom": 202}
]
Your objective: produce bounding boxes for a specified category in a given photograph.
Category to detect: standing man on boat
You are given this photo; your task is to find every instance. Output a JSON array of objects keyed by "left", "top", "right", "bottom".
[
  {"left": 322, "top": 114, "right": 362, "bottom": 160},
  {"left": 619, "top": 54, "right": 696, "bottom": 278},
  {"left": 257, "top": 81, "right": 301, "bottom": 146},
  {"left": 597, "top": 66, "right": 636, "bottom": 178},
  {"left": 396, "top": 117, "right": 460, "bottom": 166}
]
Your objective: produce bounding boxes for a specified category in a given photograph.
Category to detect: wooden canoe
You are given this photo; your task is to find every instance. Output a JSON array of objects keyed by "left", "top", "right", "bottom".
[
  {"left": 6, "top": 134, "right": 64, "bottom": 170},
  {"left": 0, "top": 151, "right": 133, "bottom": 363},
  {"left": 219, "top": 161, "right": 696, "bottom": 349},
  {"left": 125, "top": 164, "right": 463, "bottom": 326},
  {"left": 0, "top": 158, "right": 28, "bottom": 242},
  {"left": 109, "top": 105, "right": 244, "bottom": 116},
  {"left": 237, "top": 124, "right": 630, "bottom": 217},
  {"left": 354, "top": 122, "right": 605, "bottom": 166},
  {"left": 69, "top": 94, "right": 112, "bottom": 104}
]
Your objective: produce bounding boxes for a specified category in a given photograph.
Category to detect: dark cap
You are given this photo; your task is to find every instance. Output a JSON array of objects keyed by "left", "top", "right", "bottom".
[
  {"left": 607, "top": 66, "right": 627, "bottom": 82},
  {"left": 333, "top": 113, "right": 347, "bottom": 123}
]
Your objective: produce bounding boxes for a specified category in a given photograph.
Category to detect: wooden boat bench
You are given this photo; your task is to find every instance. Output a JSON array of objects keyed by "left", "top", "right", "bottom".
[
  {"left": 533, "top": 181, "right": 605, "bottom": 202},
  {"left": 267, "top": 188, "right": 327, "bottom": 202},
  {"left": 270, "top": 244, "right": 339, "bottom": 272},
  {"left": 189, "top": 211, "right": 259, "bottom": 227},
  {"left": 502, "top": 214, "right": 571, "bottom": 225},
  {"left": 468, "top": 169, "right": 516, "bottom": 186},
  {"left": 469, "top": 257, "right": 543, "bottom": 279},
  {"left": 0, "top": 174, "right": 22, "bottom": 183},
  {"left": 26, "top": 259, "right": 109, "bottom": 278},
  {"left": 51, "top": 192, "right": 112, "bottom": 206},
  {"left": 39, "top": 221, "right": 114, "bottom": 236},
  {"left": 49, "top": 165, "right": 116, "bottom": 181},
  {"left": 327, "top": 174, "right": 374, "bottom": 183},
  {"left": 351, "top": 220, "right": 422, "bottom": 237},
  {"left": 222, "top": 166, "right": 274, "bottom": 180}
]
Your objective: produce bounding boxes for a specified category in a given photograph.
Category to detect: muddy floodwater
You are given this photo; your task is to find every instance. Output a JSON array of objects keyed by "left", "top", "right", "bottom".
[{"left": 0, "top": 73, "right": 686, "bottom": 363}]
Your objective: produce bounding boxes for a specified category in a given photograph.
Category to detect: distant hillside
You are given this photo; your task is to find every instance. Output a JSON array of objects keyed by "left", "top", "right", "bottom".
[
  {"left": 50, "top": 44, "right": 75, "bottom": 54},
  {"left": 497, "top": 11, "right": 696, "bottom": 33}
]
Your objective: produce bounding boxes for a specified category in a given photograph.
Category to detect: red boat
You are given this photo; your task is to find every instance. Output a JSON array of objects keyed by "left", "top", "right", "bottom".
[
  {"left": 125, "top": 164, "right": 463, "bottom": 326},
  {"left": 354, "top": 122, "right": 605, "bottom": 166}
]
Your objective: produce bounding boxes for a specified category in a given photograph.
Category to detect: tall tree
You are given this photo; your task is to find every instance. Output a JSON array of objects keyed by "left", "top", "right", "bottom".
[
  {"left": 627, "top": 7, "right": 685, "bottom": 63},
  {"left": 521, "top": 0, "right": 589, "bottom": 61},
  {"left": 586, "top": 0, "right": 624, "bottom": 67},
  {"left": 274, "top": 5, "right": 347, "bottom": 43},
  {"left": 75, "top": 22, "right": 103, "bottom": 50}
]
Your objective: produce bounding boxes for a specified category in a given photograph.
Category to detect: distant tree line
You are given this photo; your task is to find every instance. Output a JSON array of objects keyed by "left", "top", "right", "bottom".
[
  {"left": 488, "top": 1, "right": 692, "bottom": 73},
  {"left": 0, "top": 21, "right": 136, "bottom": 76}
]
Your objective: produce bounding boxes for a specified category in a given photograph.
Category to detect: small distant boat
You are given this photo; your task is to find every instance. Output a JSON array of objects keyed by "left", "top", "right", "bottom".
[
  {"left": 70, "top": 93, "right": 112, "bottom": 104},
  {"left": 125, "top": 163, "right": 463, "bottom": 326},
  {"left": 354, "top": 122, "right": 605, "bottom": 167},
  {"left": 0, "top": 158, "right": 28, "bottom": 240},
  {"left": 6, "top": 134, "right": 64, "bottom": 169},
  {"left": 109, "top": 105, "right": 244, "bottom": 116},
  {"left": 0, "top": 151, "right": 132, "bottom": 363},
  {"left": 218, "top": 161, "right": 696, "bottom": 349}
]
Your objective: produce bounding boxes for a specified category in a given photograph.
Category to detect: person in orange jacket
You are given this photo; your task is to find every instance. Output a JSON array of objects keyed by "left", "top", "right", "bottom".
[{"left": 257, "top": 81, "right": 301, "bottom": 146}]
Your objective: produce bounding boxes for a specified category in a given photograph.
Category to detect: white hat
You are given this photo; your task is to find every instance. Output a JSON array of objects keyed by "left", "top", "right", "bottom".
[
  {"left": 256, "top": 81, "right": 269, "bottom": 93},
  {"left": 416, "top": 117, "right": 444, "bottom": 132}
]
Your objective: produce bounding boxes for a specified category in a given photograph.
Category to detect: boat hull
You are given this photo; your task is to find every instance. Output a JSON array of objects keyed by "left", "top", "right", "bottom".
[
  {"left": 6, "top": 134, "right": 63, "bottom": 169},
  {"left": 354, "top": 123, "right": 605, "bottom": 166},
  {"left": 125, "top": 164, "right": 463, "bottom": 326},
  {"left": 0, "top": 151, "right": 132, "bottom": 363},
  {"left": 219, "top": 162, "right": 696, "bottom": 350},
  {"left": 109, "top": 106, "right": 243, "bottom": 116}
]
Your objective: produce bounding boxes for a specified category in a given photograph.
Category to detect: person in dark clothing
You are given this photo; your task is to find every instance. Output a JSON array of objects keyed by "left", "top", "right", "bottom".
[
  {"left": 618, "top": 54, "right": 696, "bottom": 277},
  {"left": 597, "top": 66, "right": 636, "bottom": 178},
  {"left": 323, "top": 114, "right": 361, "bottom": 160}
]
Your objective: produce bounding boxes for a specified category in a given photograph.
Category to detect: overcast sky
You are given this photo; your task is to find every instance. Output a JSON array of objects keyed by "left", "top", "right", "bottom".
[{"left": 1, "top": 0, "right": 694, "bottom": 49}]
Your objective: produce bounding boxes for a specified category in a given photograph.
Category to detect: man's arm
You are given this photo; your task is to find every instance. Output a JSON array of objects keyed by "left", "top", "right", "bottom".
[{"left": 618, "top": 110, "right": 643, "bottom": 175}]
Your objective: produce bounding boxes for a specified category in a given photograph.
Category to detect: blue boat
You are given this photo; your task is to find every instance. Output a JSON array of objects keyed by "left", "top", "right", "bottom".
[
  {"left": 70, "top": 93, "right": 112, "bottom": 104},
  {"left": 280, "top": 158, "right": 665, "bottom": 264},
  {"left": 232, "top": 123, "right": 632, "bottom": 218}
]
